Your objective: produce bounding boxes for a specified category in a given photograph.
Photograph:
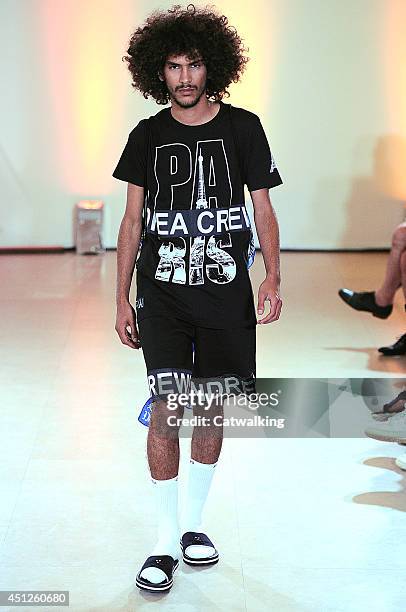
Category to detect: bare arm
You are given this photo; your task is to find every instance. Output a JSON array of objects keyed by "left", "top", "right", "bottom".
[
  {"left": 115, "top": 182, "right": 144, "bottom": 348},
  {"left": 251, "top": 188, "right": 282, "bottom": 324}
]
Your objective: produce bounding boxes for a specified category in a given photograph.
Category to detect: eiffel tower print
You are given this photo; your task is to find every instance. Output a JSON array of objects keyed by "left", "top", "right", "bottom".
[
  {"left": 195, "top": 151, "right": 209, "bottom": 209},
  {"left": 189, "top": 149, "right": 208, "bottom": 284}
]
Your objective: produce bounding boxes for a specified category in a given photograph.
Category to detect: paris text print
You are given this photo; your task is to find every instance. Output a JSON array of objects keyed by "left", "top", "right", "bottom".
[{"left": 146, "top": 139, "right": 251, "bottom": 287}]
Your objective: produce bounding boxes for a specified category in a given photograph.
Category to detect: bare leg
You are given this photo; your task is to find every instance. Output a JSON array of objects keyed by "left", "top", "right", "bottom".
[
  {"left": 191, "top": 394, "right": 224, "bottom": 464},
  {"left": 147, "top": 398, "right": 184, "bottom": 479},
  {"left": 401, "top": 250, "right": 406, "bottom": 302},
  {"left": 375, "top": 223, "right": 406, "bottom": 306}
]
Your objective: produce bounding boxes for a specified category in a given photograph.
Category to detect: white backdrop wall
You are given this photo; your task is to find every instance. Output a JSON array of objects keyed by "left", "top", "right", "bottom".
[{"left": 1, "top": 0, "right": 405, "bottom": 249}]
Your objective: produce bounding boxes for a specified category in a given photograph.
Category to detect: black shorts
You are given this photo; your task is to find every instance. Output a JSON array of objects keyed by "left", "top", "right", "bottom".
[{"left": 137, "top": 316, "right": 256, "bottom": 401}]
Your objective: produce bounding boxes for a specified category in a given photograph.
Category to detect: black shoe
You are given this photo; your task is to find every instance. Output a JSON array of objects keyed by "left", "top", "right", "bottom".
[
  {"left": 338, "top": 289, "right": 393, "bottom": 319},
  {"left": 378, "top": 334, "right": 406, "bottom": 356},
  {"left": 374, "top": 390, "right": 406, "bottom": 413},
  {"left": 180, "top": 532, "right": 219, "bottom": 567},
  {"left": 383, "top": 390, "right": 406, "bottom": 411},
  {"left": 135, "top": 555, "right": 179, "bottom": 593}
]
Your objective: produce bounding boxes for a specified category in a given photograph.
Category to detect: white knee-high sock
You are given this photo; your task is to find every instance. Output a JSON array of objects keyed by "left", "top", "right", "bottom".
[
  {"left": 139, "top": 475, "right": 179, "bottom": 584},
  {"left": 180, "top": 459, "right": 218, "bottom": 559}
]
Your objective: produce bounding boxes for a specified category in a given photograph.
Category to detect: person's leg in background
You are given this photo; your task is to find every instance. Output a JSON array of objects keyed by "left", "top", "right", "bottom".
[
  {"left": 338, "top": 222, "right": 406, "bottom": 318},
  {"left": 375, "top": 223, "right": 406, "bottom": 307},
  {"left": 377, "top": 235, "right": 406, "bottom": 355},
  {"left": 400, "top": 248, "right": 406, "bottom": 310}
]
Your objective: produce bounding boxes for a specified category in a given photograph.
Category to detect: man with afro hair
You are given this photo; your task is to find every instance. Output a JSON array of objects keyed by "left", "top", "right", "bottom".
[{"left": 113, "top": 3, "right": 283, "bottom": 593}]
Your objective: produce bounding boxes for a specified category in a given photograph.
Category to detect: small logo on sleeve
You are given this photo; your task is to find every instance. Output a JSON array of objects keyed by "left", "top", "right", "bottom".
[
  {"left": 136, "top": 297, "right": 144, "bottom": 310},
  {"left": 270, "top": 156, "right": 277, "bottom": 173}
]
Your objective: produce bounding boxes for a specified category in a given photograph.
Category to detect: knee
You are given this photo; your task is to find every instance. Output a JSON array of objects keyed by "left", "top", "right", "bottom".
[
  {"left": 149, "top": 398, "right": 184, "bottom": 436},
  {"left": 391, "top": 223, "right": 406, "bottom": 250},
  {"left": 192, "top": 401, "right": 224, "bottom": 436}
]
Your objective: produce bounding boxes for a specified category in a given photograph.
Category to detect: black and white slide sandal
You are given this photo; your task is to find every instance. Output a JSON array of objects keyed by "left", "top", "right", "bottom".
[
  {"left": 135, "top": 555, "right": 179, "bottom": 593},
  {"left": 180, "top": 531, "right": 219, "bottom": 566}
]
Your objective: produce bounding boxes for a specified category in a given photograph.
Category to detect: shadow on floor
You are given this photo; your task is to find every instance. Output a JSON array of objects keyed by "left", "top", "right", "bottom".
[
  {"left": 325, "top": 346, "right": 406, "bottom": 373},
  {"left": 354, "top": 455, "right": 406, "bottom": 512}
]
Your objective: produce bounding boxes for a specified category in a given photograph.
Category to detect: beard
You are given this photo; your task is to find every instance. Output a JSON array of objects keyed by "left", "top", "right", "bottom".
[{"left": 169, "top": 81, "right": 207, "bottom": 108}]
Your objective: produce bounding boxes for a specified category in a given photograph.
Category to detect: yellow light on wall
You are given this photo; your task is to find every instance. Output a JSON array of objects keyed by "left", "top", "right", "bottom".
[
  {"left": 384, "top": 1, "right": 406, "bottom": 200},
  {"left": 38, "top": 0, "right": 132, "bottom": 193}
]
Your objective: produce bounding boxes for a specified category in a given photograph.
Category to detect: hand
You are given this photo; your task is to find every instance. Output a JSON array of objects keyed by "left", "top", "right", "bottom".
[
  {"left": 115, "top": 301, "right": 141, "bottom": 349},
  {"left": 257, "top": 280, "right": 282, "bottom": 324}
]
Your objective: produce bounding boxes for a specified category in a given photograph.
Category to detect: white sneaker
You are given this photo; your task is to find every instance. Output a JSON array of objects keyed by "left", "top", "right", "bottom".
[
  {"left": 365, "top": 410, "right": 406, "bottom": 443},
  {"left": 395, "top": 453, "right": 406, "bottom": 470}
]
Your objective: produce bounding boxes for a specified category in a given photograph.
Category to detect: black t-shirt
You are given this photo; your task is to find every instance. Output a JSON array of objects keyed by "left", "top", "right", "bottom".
[{"left": 112, "top": 101, "right": 283, "bottom": 329}]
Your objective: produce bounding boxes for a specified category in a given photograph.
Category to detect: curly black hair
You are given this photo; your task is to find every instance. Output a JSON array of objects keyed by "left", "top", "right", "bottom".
[{"left": 122, "top": 3, "right": 249, "bottom": 105}]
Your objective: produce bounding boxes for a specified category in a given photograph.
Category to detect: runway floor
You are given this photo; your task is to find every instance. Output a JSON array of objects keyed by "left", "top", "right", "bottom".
[{"left": 0, "top": 251, "right": 405, "bottom": 611}]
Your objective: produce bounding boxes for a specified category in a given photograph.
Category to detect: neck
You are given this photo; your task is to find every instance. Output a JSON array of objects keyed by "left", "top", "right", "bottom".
[{"left": 170, "top": 95, "right": 220, "bottom": 126}]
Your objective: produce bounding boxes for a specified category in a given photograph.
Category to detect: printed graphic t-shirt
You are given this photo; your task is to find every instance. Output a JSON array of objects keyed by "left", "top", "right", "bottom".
[{"left": 112, "top": 101, "right": 283, "bottom": 329}]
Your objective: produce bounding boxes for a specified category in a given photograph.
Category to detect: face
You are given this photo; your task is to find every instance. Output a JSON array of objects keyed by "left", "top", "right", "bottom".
[{"left": 160, "top": 53, "right": 207, "bottom": 108}]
